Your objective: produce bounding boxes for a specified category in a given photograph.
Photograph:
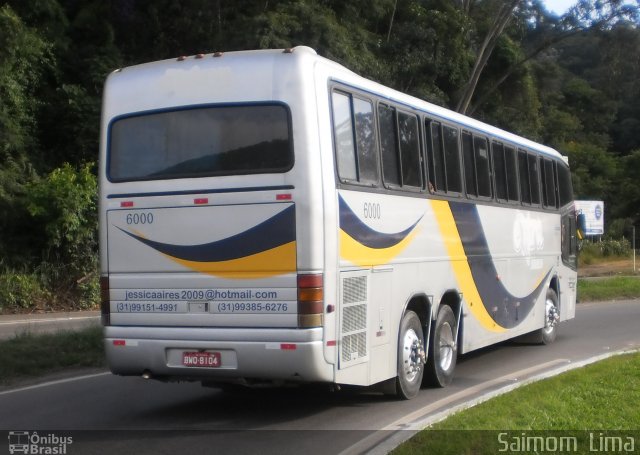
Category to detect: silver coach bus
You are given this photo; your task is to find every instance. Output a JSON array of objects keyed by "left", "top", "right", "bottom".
[{"left": 99, "top": 47, "right": 578, "bottom": 399}]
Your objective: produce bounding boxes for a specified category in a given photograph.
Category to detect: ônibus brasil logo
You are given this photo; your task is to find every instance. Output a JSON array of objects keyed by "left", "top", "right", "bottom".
[{"left": 8, "top": 431, "right": 73, "bottom": 454}]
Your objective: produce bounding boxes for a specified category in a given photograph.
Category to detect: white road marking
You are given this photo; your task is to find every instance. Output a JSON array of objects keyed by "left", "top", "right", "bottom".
[{"left": 0, "top": 372, "right": 111, "bottom": 397}]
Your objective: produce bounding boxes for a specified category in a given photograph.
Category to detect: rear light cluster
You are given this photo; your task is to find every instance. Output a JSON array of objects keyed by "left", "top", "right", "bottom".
[
  {"left": 297, "top": 274, "right": 323, "bottom": 328},
  {"left": 100, "top": 276, "right": 110, "bottom": 326}
]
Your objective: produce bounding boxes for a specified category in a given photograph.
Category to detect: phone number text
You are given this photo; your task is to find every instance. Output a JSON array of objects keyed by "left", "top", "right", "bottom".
[
  {"left": 215, "top": 302, "right": 289, "bottom": 313},
  {"left": 116, "top": 302, "right": 179, "bottom": 313}
]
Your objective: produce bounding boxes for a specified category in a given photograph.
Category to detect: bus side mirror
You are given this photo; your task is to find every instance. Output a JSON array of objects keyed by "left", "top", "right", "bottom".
[{"left": 577, "top": 213, "right": 586, "bottom": 239}]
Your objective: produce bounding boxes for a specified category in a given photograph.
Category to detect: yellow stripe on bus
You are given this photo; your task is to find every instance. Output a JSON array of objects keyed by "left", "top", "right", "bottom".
[
  {"left": 339, "top": 228, "right": 419, "bottom": 267},
  {"left": 161, "top": 241, "right": 297, "bottom": 279},
  {"left": 431, "top": 200, "right": 506, "bottom": 333}
]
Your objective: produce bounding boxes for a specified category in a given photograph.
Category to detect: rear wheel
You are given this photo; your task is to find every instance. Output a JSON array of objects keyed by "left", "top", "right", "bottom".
[
  {"left": 395, "top": 311, "right": 425, "bottom": 400},
  {"left": 425, "top": 305, "right": 457, "bottom": 387}
]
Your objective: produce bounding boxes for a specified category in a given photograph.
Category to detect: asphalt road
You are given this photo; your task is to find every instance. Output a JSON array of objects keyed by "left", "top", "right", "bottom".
[{"left": 1, "top": 300, "right": 639, "bottom": 455}]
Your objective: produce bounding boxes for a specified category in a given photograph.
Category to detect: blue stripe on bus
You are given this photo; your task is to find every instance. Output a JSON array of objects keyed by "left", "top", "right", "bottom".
[
  {"left": 339, "top": 195, "right": 422, "bottom": 249},
  {"left": 449, "top": 201, "right": 550, "bottom": 329},
  {"left": 116, "top": 204, "right": 295, "bottom": 262}
]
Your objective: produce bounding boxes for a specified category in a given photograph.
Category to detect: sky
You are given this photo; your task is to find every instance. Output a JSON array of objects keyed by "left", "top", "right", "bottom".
[{"left": 541, "top": 0, "right": 576, "bottom": 15}]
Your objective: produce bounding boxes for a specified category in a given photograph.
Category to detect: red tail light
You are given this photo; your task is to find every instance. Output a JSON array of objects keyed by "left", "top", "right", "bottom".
[{"left": 297, "top": 273, "right": 323, "bottom": 328}]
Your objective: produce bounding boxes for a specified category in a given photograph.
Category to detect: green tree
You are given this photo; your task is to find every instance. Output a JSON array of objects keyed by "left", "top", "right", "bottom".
[
  {"left": 0, "top": 5, "right": 51, "bottom": 162},
  {"left": 26, "top": 163, "right": 98, "bottom": 278},
  {"left": 563, "top": 141, "right": 617, "bottom": 209},
  {"left": 457, "top": 0, "right": 639, "bottom": 116},
  {"left": 612, "top": 150, "right": 640, "bottom": 224},
  {"left": 0, "top": 4, "right": 52, "bottom": 266},
  {"left": 381, "top": 0, "right": 472, "bottom": 105},
  {"left": 40, "top": 0, "right": 122, "bottom": 167}
]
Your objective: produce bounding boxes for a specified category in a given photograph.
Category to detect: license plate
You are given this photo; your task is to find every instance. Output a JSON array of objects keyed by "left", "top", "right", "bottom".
[{"left": 182, "top": 351, "right": 221, "bottom": 368}]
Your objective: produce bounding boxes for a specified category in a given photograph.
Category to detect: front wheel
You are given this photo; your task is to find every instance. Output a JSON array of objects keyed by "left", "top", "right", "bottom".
[
  {"left": 517, "top": 288, "right": 560, "bottom": 345},
  {"left": 425, "top": 305, "right": 457, "bottom": 387},
  {"left": 395, "top": 311, "right": 425, "bottom": 400},
  {"left": 538, "top": 288, "right": 560, "bottom": 345}
]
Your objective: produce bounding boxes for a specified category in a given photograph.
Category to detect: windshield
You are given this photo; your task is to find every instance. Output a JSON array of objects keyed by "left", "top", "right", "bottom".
[{"left": 108, "top": 104, "right": 292, "bottom": 182}]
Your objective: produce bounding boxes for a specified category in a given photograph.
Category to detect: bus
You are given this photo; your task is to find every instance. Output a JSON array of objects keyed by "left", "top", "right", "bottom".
[{"left": 99, "top": 46, "right": 579, "bottom": 399}]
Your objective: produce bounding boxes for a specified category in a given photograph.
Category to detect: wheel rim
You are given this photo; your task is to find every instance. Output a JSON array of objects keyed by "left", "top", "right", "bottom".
[
  {"left": 440, "top": 322, "right": 455, "bottom": 371},
  {"left": 402, "top": 328, "right": 423, "bottom": 382},
  {"left": 543, "top": 297, "right": 559, "bottom": 335},
  {"left": 439, "top": 322, "right": 454, "bottom": 371}
]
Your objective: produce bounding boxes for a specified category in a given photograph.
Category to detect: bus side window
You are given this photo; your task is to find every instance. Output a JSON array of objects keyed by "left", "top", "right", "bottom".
[
  {"left": 331, "top": 91, "right": 380, "bottom": 186},
  {"left": 379, "top": 104, "right": 401, "bottom": 186},
  {"left": 462, "top": 131, "right": 476, "bottom": 197},
  {"left": 397, "top": 111, "right": 422, "bottom": 188},
  {"left": 557, "top": 161, "right": 573, "bottom": 207},
  {"left": 505, "top": 145, "right": 519, "bottom": 202},
  {"left": 443, "top": 125, "right": 462, "bottom": 193},
  {"left": 331, "top": 91, "right": 357, "bottom": 182},
  {"left": 518, "top": 149, "right": 531, "bottom": 204},
  {"left": 492, "top": 141, "right": 507, "bottom": 201},
  {"left": 474, "top": 135, "right": 492, "bottom": 198},
  {"left": 428, "top": 120, "right": 446, "bottom": 192},
  {"left": 353, "top": 97, "right": 379, "bottom": 184},
  {"left": 541, "top": 158, "right": 557, "bottom": 209},
  {"left": 528, "top": 152, "right": 541, "bottom": 205}
]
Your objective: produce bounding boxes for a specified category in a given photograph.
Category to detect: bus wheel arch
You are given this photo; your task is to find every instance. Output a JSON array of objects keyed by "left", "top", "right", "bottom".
[
  {"left": 404, "top": 295, "right": 432, "bottom": 337},
  {"left": 425, "top": 291, "right": 461, "bottom": 388}
]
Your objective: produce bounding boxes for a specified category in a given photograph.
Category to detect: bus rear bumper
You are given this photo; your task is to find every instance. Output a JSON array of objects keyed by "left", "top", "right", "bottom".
[{"left": 104, "top": 326, "right": 334, "bottom": 383}]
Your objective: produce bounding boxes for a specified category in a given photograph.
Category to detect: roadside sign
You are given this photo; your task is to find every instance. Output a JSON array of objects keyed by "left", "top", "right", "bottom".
[{"left": 574, "top": 200, "right": 604, "bottom": 236}]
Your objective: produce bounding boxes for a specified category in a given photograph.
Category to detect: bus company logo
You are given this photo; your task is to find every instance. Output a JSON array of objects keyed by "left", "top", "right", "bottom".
[
  {"left": 7, "top": 431, "right": 73, "bottom": 454},
  {"left": 512, "top": 212, "right": 544, "bottom": 264}
]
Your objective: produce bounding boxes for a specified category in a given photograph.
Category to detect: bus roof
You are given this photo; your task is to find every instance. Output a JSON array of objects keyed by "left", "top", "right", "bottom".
[{"left": 107, "top": 46, "right": 563, "bottom": 161}]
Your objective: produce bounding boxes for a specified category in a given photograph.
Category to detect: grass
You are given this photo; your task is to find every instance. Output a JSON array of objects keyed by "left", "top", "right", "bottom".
[
  {"left": 578, "top": 276, "right": 640, "bottom": 302},
  {"left": 393, "top": 352, "right": 640, "bottom": 454},
  {"left": 0, "top": 326, "right": 106, "bottom": 385}
]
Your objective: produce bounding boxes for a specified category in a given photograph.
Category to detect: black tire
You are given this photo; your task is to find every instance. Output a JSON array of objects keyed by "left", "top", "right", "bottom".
[
  {"left": 515, "top": 288, "right": 560, "bottom": 345},
  {"left": 425, "top": 305, "right": 457, "bottom": 387},
  {"left": 395, "top": 311, "right": 425, "bottom": 400}
]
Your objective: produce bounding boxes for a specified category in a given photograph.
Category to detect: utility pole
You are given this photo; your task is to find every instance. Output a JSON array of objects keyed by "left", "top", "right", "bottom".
[{"left": 633, "top": 225, "right": 636, "bottom": 273}]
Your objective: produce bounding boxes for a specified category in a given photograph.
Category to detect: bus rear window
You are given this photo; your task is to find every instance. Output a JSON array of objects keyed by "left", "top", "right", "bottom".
[{"left": 108, "top": 104, "right": 292, "bottom": 182}]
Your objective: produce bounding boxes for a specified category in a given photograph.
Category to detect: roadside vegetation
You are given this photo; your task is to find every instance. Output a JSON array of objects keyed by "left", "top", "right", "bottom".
[
  {"left": 0, "top": 163, "right": 98, "bottom": 314},
  {"left": 578, "top": 238, "right": 634, "bottom": 269},
  {"left": 577, "top": 237, "right": 640, "bottom": 301},
  {"left": 394, "top": 352, "right": 640, "bottom": 454},
  {"left": 0, "top": 326, "right": 105, "bottom": 385}
]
